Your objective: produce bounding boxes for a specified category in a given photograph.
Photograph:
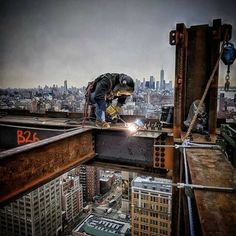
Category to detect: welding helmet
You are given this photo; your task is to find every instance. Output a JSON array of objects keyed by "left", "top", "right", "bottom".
[{"left": 113, "top": 74, "right": 134, "bottom": 96}]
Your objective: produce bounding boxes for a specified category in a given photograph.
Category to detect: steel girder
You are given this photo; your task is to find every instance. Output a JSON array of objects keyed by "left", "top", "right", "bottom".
[
  {"left": 0, "top": 128, "right": 95, "bottom": 206},
  {"left": 186, "top": 148, "right": 236, "bottom": 235},
  {"left": 0, "top": 126, "right": 173, "bottom": 206}
]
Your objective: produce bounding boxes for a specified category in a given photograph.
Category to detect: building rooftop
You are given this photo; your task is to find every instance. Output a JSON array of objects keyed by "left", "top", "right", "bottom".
[
  {"left": 73, "top": 214, "right": 130, "bottom": 236},
  {"left": 132, "top": 176, "right": 172, "bottom": 193}
]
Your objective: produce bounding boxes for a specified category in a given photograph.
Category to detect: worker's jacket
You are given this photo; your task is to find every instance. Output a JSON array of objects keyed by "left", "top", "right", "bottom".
[{"left": 89, "top": 73, "right": 127, "bottom": 106}]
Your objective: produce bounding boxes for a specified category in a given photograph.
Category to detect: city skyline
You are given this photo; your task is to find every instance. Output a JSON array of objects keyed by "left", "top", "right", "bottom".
[
  {"left": 0, "top": 0, "right": 236, "bottom": 89},
  {"left": 0, "top": 73, "right": 172, "bottom": 90}
]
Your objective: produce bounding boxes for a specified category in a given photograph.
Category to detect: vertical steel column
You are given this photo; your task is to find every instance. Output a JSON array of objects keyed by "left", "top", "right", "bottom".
[
  {"left": 170, "top": 19, "right": 232, "bottom": 138},
  {"left": 170, "top": 24, "right": 188, "bottom": 139}
]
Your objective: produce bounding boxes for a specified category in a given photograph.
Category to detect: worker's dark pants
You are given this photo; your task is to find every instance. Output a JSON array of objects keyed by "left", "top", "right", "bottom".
[{"left": 90, "top": 92, "right": 106, "bottom": 122}]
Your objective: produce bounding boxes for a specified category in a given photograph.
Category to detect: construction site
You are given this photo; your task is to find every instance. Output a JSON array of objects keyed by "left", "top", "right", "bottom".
[{"left": 0, "top": 18, "right": 236, "bottom": 236}]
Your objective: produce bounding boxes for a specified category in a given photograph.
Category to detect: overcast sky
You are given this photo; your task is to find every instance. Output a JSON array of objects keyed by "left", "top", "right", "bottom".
[{"left": 0, "top": 0, "right": 235, "bottom": 88}]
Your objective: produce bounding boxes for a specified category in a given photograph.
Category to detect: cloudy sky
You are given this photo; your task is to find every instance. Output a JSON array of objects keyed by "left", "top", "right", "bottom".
[{"left": 0, "top": 0, "right": 235, "bottom": 88}]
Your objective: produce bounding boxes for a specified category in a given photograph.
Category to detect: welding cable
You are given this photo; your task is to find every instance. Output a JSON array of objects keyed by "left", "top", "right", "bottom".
[
  {"left": 183, "top": 29, "right": 229, "bottom": 141},
  {"left": 182, "top": 143, "right": 196, "bottom": 236}
]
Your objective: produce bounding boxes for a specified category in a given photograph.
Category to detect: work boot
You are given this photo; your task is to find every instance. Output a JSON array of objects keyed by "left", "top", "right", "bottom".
[{"left": 95, "top": 120, "right": 110, "bottom": 128}]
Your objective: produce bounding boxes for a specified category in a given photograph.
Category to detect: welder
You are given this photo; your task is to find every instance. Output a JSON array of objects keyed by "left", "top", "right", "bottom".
[{"left": 86, "top": 73, "right": 135, "bottom": 128}]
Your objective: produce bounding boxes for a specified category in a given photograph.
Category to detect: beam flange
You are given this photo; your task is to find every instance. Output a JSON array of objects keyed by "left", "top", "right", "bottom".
[
  {"left": 0, "top": 128, "right": 95, "bottom": 205},
  {"left": 186, "top": 148, "right": 236, "bottom": 235}
]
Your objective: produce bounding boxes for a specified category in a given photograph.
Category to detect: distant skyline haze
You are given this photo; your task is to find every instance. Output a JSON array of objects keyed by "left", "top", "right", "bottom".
[{"left": 0, "top": 0, "right": 235, "bottom": 88}]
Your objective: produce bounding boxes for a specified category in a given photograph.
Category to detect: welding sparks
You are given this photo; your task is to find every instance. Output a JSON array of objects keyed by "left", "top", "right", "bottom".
[
  {"left": 127, "top": 119, "right": 144, "bottom": 133},
  {"left": 127, "top": 123, "right": 138, "bottom": 133}
]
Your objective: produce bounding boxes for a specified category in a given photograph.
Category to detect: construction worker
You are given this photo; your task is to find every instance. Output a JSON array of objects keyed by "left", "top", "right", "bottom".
[{"left": 87, "top": 73, "right": 134, "bottom": 128}]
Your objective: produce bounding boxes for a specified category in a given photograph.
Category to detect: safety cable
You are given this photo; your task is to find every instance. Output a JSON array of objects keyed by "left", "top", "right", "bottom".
[
  {"left": 182, "top": 141, "right": 195, "bottom": 236},
  {"left": 154, "top": 139, "right": 235, "bottom": 235},
  {"left": 173, "top": 182, "right": 235, "bottom": 192},
  {"left": 154, "top": 141, "right": 229, "bottom": 161},
  {"left": 154, "top": 144, "right": 221, "bottom": 149},
  {"left": 180, "top": 138, "right": 234, "bottom": 235},
  {"left": 183, "top": 29, "right": 229, "bottom": 141}
]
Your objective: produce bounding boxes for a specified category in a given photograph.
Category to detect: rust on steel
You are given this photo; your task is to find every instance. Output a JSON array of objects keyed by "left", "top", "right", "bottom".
[
  {"left": 0, "top": 128, "right": 95, "bottom": 206},
  {"left": 171, "top": 23, "right": 188, "bottom": 139},
  {"left": 170, "top": 19, "right": 232, "bottom": 139},
  {"left": 186, "top": 148, "right": 236, "bottom": 236}
]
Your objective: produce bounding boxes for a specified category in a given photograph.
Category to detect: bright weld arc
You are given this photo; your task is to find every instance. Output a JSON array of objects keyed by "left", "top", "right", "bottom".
[{"left": 127, "top": 123, "right": 138, "bottom": 133}]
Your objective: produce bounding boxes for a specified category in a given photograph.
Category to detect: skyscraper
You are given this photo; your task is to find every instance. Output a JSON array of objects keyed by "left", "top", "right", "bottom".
[
  {"left": 142, "top": 78, "right": 146, "bottom": 90},
  {"left": 121, "top": 171, "right": 138, "bottom": 214},
  {"left": 61, "top": 173, "right": 83, "bottom": 223},
  {"left": 156, "top": 81, "right": 160, "bottom": 91},
  {"left": 160, "top": 68, "right": 165, "bottom": 91},
  {"left": 131, "top": 176, "right": 172, "bottom": 236},
  {"left": 78, "top": 166, "right": 100, "bottom": 203},
  {"left": 64, "top": 80, "right": 68, "bottom": 93},
  {"left": 150, "top": 76, "right": 155, "bottom": 89},
  {"left": 0, "top": 178, "right": 62, "bottom": 236}
]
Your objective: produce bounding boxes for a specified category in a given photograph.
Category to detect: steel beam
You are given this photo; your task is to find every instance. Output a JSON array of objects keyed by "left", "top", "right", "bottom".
[
  {"left": 0, "top": 123, "right": 76, "bottom": 149},
  {"left": 186, "top": 148, "right": 236, "bottom": 235},
  {"left": 0, "top": 125, "right": 173, "bottom": 206},
  {"left": 0, "top": 128, "right": 95, "bottom": 206},
  {"left": 94, "top": 129, "right": 153, "bottom": 167}
]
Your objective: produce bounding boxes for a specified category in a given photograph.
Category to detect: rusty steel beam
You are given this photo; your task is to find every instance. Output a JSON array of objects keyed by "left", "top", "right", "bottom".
[
  {"left": 186, "top": 148, "right": 236, "bottom": 236},
  {"left": 0, "top": 128, "right": 95, "bottom": 206},
  {"left": 0, "top": 124, "right": 174, "bottom": 206},
  {"left": 0, "top": 123, "right": 77, "bottom": 149}
]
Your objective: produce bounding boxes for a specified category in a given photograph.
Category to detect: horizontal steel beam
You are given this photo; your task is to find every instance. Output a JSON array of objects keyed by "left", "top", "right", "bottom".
[
  {"left": 0, "top": 122, "right": 173, "bottom": 206},
  {"left": 186, "top": 148, "right": 236, "bottom": 235},
  {"left": 0, "top": 123, "right": 77, "bottom": 149},
  {"left": 0, "top": 128, "right": 95, "bottom": 206},
  {"left": 94, "top": 129, "right": 154, "bottom": 168}
]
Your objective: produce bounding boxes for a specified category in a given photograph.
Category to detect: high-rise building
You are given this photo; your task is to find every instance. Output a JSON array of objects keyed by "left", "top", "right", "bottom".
[
  {"left": 0, "top": 178, "right": 62, "bottom": 236},
  {"left": 131, "top": 176, "right": 172, "bottom": 236},
  {"left": 156, "top": 81, "right": 160, "bottom": 91},
  {"left": 145, "top": 81, "right": 150, "bottom": 89},
  {"left": 78, "top": 166, "right": 100, "bottom": 203},
  {"left": 72, "top": 214, "right": 131, "bottom": 236},
  {"left": 99, "top": 170, "right": 116, "bottom": 194},
  {"left": 121, "top": 171, "right": 138, "bottom": 214},
  {"left": 160, "top": 68, "right": 165, "bottom": 90},
  {"left": 64, "top": 80, "right": 68, "bottom": 93},
  {"left": 135, "top": 79, "right": 141, "bottom": 91},
  {"left": 61, "top": 173, "right": 83, "bottom": 223},
  {"left": 150, "top": 76, "right": 155, "bottom": 89}
]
